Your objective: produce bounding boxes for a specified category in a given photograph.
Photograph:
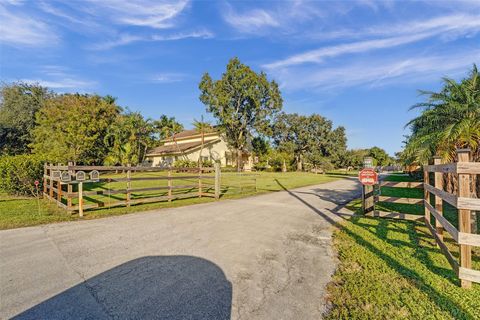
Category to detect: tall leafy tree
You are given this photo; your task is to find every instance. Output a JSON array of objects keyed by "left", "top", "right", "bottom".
[
  {"left": 104, "top": 112, "right": 155, "bottom": 165},
  {"left": 199, "top": 57, "right": 283, "bottom": 171},
  {"left": 272, "top": 112, "right": 345, "bottom": 171},
  {"left": 251, "top": 136, "right": 270, "bottom": 157},
  {"left": 31, "top": 94, "right": 120, "bottom": 164},
  {"left": 368, "top": 146, "right": 392, "bottom": 166},
  {"left": 153, "top": 114, "right": 184, "bottom": 141},
  {"left": 153, "top": 114, "right": 185, "bottom": 159},
  {"left": 193, "top": 116, "right": 213, "bottom": 167},
  {"left": 0, "top": 82, "right": 52, "bottom": 155}
]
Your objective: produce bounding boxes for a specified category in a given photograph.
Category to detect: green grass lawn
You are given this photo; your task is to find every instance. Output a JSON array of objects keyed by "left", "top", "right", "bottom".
[
  {"left": 0, "top": 171, "right": 341, "bottom": 230},
  {"left": 326, "top": 173, "right": 480, "bottom": 319}
]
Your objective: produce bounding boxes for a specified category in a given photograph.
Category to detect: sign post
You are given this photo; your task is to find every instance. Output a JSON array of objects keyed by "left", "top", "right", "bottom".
[{"left": 359, "top": 162, "right": 378, "bottom": 214}]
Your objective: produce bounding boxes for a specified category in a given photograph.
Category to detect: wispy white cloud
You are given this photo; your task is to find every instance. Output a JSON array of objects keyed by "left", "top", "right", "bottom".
[
  {"left": 93, "top": 29, "right": 213, "bottom": 50},
  {"left": 85, "top": 0, "right": 189, "bottom": 29},
  {"left": 19, "top": 65, "right": 96, "bottom": 89},
  {"left": 223, "top": 4, "right": 279, "bottom": 33},
  {"left": 0, "top": 3, "right": 59, "bottom": 46},
  {"left": 271, "top": 50, "right": 480, "bottom": 91},
  {"left": 151, "top": 72, "right": 186, "bottom": 83},
  {"left": 38, "top": 1, "right": 99, "bottom": 30},
  {"left": 264, "top": 13, "right": 480, "bottom": 69},
  {"left": 264, "top": 33, "right": 435, "bottom": 69},
  {"left": 21, "top": 78, "right": 96, "bottom": 89}
]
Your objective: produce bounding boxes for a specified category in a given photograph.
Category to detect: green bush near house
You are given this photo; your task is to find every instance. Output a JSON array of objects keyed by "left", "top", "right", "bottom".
[{"left": 0, "top": 154, "right": 46, "bottom": 196}]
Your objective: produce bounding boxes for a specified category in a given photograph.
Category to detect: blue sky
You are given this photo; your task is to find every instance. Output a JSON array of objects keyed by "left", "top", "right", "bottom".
[{"left": 1, "top": 0, "right": 479, "bottom": 155}]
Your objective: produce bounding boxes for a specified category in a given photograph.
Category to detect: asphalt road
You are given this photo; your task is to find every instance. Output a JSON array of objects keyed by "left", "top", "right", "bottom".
[{"left": 1, "top": 177, "right": 360, "bottom": 320}]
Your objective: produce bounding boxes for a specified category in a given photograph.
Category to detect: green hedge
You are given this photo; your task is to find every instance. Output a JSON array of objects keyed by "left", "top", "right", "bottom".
[
  {"left": 0, "top": 154, "right": 45, "bottom": 196},
  {"left": 173, "top": 159, "right": 214, "bottom": 168}
]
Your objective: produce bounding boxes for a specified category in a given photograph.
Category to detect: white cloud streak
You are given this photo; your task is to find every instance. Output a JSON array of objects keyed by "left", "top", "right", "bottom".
[
  {"left": 271, "top": 50, "right": 480, "bottom": 91},
  {"left": 223, "top": 5, "right": 279, "bottom": 33},
  {"left": 0, "top": 4, "right": 58, "bottom": 46},
  {"left": 93, "top": 29, "right": 213, "bottom": 50},
  {"left": 19, "top": 65, "right": 96, "bottom": 89},
  {"left": 151, "top": 72, "right": 185, "bottom": 83},
  {"left": 264, "top": 14, "right": 480, "bottom": 70},
  {"left": 85, "top": 0, "right": 189, "bottom": 29}
]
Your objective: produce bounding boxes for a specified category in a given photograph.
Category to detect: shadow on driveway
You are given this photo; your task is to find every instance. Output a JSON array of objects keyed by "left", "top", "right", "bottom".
[{"left": 14, "top": 256, "right": 232, "bottom": 320}]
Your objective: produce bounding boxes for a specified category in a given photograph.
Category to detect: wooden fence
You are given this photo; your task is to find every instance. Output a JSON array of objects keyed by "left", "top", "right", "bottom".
[
  {"left": 368, "top": 179, "right": 424, "bottom": 222},
  {"left": 423, "top": 149, "right": 480, "bottom": 288},
  {"left": 365, "top": 148, "right": 479, "bottom": 288},
  {"left": 43, "top": 163, "right": 221, "bottom": 217}
]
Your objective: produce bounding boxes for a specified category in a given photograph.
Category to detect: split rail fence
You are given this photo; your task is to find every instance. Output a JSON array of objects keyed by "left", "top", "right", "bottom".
[
  {"left": 364, "top": 148, "right": 480, "bottom": 288},
  {"left": 367, "top": 179, "right": 424, "bottom": 221},
  {"left": 43, "top": 163, "right": 221, "bottom": 217},
  {"left": 423, "top": 149, "right": 480, "bottom": 288}
]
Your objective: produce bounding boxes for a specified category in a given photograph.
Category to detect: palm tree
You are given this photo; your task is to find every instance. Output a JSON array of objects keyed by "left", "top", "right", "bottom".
[
  {"left": 404, "top": 64, "right": 480, "bottom": 231},
  {"left": 405, "top": 64, "right": 480, "bottom": 164},
  {"left": 153, "top": 115, "right": 185, "bottom": 161},
  {"left": 193, "top": 116, "right": 213, "bottom": 169}
]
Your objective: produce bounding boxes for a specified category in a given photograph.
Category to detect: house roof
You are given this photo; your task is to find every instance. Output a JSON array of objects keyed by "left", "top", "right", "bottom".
[
  {"left": 163, "top": 127, "right": 219, "bottom": 142},
  {"left": 146, "top": 139, "right": 221, "bottom": 156}
]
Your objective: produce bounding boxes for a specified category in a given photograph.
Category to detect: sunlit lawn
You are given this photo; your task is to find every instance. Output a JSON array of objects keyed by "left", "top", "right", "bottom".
[
  {"left": 327, "top": 172, "right": 480, "bottom": 319},
  {"left": 0, "top": 171, "right": 342, "bottom": 230}
]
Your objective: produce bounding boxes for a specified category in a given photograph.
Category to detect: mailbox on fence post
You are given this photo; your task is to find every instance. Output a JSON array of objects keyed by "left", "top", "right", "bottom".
[
  {"left": 60, "top": 171, "right": 71, "bottom": 182},
  {"left": 52, "top": 170, "right": 61, "bottom": 180},
  {"left": 359, "top": 162, "right": 378, "bottom": 214},
  {"left": 76, "top": 171, "right": 86, "bottom": 181},
  {"left": 90, "top": 170, "right": 100, "bottom": 182}
]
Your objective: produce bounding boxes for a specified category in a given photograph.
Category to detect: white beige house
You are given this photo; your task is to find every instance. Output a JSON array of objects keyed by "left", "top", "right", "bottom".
[{"left": 145, "top": 129, "right": 253, "bottom": 170}]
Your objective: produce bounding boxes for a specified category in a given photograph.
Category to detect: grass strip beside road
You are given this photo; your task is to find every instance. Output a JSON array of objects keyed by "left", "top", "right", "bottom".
[
  {"left": 0, "top": 171, "right": 346, "bottom": 230},
  {"left": 326, "top": 172, "right": 480, "bottom": 319}
]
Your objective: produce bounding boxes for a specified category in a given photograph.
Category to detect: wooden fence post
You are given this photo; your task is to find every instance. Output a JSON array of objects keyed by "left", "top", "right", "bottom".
[
  {"left": 67, "top": 161, "right": 73, "bottom": 210},
  {"left": 457, "top": 148, "right": 472, "bottom": 289},
  {"left": 424, "top": 166, "right": 430, "bottom": 223},
  {"left": 168, "top": 169, "right": 172, "bottom": 202},
  {"left": 126, "top": 164, "right": 131, "bottom": 207},
  {"left": 56, "top": 163, "right": 62, "bottom": 204},
  {"left": 43, "top": 163, "right": 47, "bottom": 196},
  {"left": 433, "top": 156, "right": 444, "bottom": 241},
  {"left": 362, "top": 185, "right": 375, "bottom": 214},
  {"left": 49, "top": 163, "right": 54, "bottom": 199},
  {"left": 198, "top": 167, "right": 202, "bottom": 198},
  {"left": 214, "top": 162, "right": 220, "bottom": 200},
  {"left": 78, "top": 181, "right": 84, "bottom": 217}
]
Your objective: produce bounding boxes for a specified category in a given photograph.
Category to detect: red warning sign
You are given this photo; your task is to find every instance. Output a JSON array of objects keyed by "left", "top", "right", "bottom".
[{"left": 359, "top": 169, "right": 378, "bottom": 186}]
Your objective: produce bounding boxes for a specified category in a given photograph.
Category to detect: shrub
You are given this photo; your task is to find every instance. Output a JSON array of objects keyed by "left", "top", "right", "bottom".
[
  {"left": 173, "top": 159, "right": 215, "bottom": 168},
  {"left": 0, "top": 154, "right": 46, "bottom": 196}
]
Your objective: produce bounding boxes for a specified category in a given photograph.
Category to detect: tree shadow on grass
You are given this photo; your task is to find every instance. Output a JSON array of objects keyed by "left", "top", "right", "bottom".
[
  {"left": 14, "top": 256, "right": 232, "bottom": 320},
  {"left": 343, "top": 219, "right": 475, "bottom": 318}
]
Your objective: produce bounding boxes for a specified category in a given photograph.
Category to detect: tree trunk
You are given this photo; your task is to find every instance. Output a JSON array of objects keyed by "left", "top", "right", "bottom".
[
  {"left": 296, "top": 155, "right": 302, "bottom": 171},
  {"left": 198, "top": 130, "right": 205, "bottom": 169},
  {"left": 236, "top": 149, "right": 243, "bottom": 172}
]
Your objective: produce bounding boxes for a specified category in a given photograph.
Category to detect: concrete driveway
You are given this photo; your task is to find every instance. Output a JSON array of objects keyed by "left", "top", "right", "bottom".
[{"left": 0, "top": 177, "right": 360, "bottom": 320}]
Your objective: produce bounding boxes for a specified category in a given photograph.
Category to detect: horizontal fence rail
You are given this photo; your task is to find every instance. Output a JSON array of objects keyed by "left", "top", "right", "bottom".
[
  {"left": 43, "top": 163, "right": 222, "bottom": 216},
  {"left": 423, "top": 150, "right": 480, "bottom": 288},
  {"left": 367, "top": 150, "right": 479, "bottom": 288}
]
